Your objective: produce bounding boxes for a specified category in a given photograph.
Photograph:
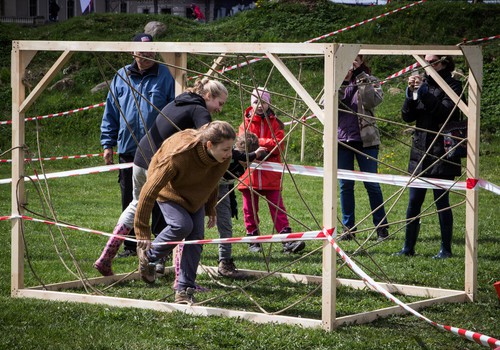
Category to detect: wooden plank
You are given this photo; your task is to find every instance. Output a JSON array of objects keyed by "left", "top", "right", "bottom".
[
  {"left": 266, "top": 53, "right": 324, "bottom": 123},
  {"left": 336, "top": 293, "right": 468, "bottom": 327},
  {"left": 359, "top": 45, "right": 463, "bottom": 56},
  {"left": 14, "top": 41, "right": 328, "bottom": 54},
  {"left": 19, "top": 50, "right": 74, "bottom": 113},
  {"left": 15, "top": 289, "right": 323, "bottom": 328},
  {"left": 463, "top": 46, "right": 482, "bottom": 301},
  {"left": 10, "top": 45, "right": 26, "bottom": 294}
]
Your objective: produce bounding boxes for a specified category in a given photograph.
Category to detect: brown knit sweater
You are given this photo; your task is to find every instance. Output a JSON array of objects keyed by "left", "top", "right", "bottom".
[{"left": 134, "top": 129, "right": 231, "bottom": 240}]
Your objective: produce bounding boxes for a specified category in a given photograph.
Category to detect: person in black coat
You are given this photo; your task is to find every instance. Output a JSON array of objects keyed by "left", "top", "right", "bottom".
[
  {"left": 49, "top": 0, "right": 60, "bottom": 22},
  {"left": 395, "top": 55, "right": 462, "bottom": 259}
]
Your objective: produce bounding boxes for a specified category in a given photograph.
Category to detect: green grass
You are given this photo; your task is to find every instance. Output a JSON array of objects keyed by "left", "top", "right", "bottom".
[{"left": 1, "top": 1, "right": 500, "bottom": 349}]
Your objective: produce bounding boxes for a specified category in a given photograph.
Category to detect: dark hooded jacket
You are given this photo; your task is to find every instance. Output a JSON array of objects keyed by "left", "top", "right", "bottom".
[
  {"left": 402, "top": 70, "right": 462, "bottom": 177},
  {"left": 134, "top": 91, "right": 211, "bottom": 169}
]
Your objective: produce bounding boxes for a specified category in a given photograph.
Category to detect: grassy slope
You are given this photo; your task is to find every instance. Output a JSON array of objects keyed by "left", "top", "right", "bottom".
[{"left": 0, "top": 1, "right": 499, "bottom": 349}]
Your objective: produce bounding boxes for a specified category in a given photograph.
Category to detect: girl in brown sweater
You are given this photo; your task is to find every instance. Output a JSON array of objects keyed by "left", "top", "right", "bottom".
[{"left": 134, "top": 121, "right": 236, "bottom": 304}]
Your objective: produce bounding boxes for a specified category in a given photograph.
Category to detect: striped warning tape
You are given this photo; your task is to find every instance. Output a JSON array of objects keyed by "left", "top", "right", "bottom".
[
  {"left": 324, "top": 228, "right": 500, "bottom": 349},
  {"left": 1, "top": 161, "right": 499, "bottom": 195},
  {"left": 1, "top": 213, "right": 498, "bottom": 348},
  {"left": 0, "top": 152, "right": 111, "bottom": 163},
  {"left": 0, "top": 215, "right": 331, "bottom": 245},
  {"left": 214, "top": 0, "right": 426, "bottom": 75},
  {"left": 0, "top": 102, "right": 105, "bottom": 125}
]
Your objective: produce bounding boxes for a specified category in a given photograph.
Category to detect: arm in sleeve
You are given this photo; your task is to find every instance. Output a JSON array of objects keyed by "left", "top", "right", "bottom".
[
  {"left": 420, "top": 79, "right": 463, "bottom": 124},
  {"left": 357, "top": 72, "right": 384, "bottom": 109},
  {"left": 100, "top": 77, "right": 121, "bottom": 149},
  {"left": 259, "top": 120, "right": 285, "bottom": 155}
]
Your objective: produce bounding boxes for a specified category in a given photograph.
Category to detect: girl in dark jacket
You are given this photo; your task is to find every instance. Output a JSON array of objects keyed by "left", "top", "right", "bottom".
[{"left": 395, "top": 55, "right": 462, "bottom": 259}]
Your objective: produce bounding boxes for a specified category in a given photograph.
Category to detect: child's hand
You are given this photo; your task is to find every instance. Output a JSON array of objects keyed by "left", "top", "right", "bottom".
[{"left": 255, "top": 147, "right": 268, "bottom": 160}]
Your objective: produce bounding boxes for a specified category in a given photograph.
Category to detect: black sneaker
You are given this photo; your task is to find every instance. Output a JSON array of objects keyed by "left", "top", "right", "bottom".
[
  {"left": 248, "top": 229, "right": 261, "bottom": 253},
  {"left": 218, "top": 258, "right": 246, "bottom": 279},
  {"left": 337, "top": 231, "right": 356, "bottom": 241},
  {"left": 175, "top": 287, "right": 196, "bottom": 305},
  {"left": 117, "top": 249, "right": 137, "bottom": 258},
  {"left": 376, "top": 227, "right": 389, "bottom": 242},
  {"left": 282, "top": 241, "right": 305, "bottom": 254}
]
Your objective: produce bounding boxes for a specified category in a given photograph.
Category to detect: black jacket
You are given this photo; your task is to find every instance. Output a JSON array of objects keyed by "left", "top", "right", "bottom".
[
  {"left": 402, "top": 70, "right": 462, "bottom": 178},
  {"left": 134, "top": 92, "right": 211, "bottom": 169}
]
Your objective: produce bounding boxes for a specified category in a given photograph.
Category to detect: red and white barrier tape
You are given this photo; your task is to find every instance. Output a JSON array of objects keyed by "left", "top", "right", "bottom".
[
  {"left": 0, "top": 152, "right": 110, "bottom": 163},
  {"left": 0, "top": 102, "right": 105, "bottom": 126},
  {"left": 213, "top": 0, "right": 426, "bottom": 75},
  {"left": 2, "top": 161, "right": 499, "bottom": 195},
  {"left": 250, "top": 161, "right": 500, "bottom": 195},
  {"left": 458, "top": 34, "right": 500, "bottom": 45},
  {"left": 0, "top": 163, "right": 132, "bottom": 185},
  {"left": 381, "top": 62, "right": 420, "bottom": 85},
  {"left": 2, "top": 212, "right": 498, "bottom": 348},
  {"left": 0, "top": 215, "right": 331, "bottom": 246},
  {"left": 324, "top": 228, "right": 500, "bottom": 349}
]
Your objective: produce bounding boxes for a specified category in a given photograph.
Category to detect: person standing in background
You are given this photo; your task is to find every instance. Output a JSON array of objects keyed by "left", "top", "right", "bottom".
[
  {"left": 100, "top": 33, "right": 175, "bottom": 258},
  {"left": 395, "top": 55, "right": 462, "bottom": 259},
  {"left": 336, "top": 55, "right": 389, "bottom": 242}
]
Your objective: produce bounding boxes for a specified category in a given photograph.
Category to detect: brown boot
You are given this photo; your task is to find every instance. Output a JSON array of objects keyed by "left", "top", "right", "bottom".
[{"left": 218, "top": 258, "right": 246, "bottom": 279}]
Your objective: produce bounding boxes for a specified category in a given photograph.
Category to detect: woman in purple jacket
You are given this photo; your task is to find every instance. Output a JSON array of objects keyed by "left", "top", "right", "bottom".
[{"left": 337, "top": 55, "right": 389, "bottom": 242}]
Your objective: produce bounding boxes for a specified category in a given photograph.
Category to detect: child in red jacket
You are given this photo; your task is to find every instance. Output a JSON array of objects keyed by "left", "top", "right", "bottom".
[{"left": 237, "top": 88, "right": 305, "bottom": 254}]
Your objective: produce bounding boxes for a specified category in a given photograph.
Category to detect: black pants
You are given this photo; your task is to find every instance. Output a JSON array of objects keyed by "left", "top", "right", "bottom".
[{"left": 118, "top": 154, "right": 166, "bottom": 251}]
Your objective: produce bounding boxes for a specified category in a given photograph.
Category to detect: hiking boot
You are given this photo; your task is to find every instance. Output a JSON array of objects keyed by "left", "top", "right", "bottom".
[
  {"left": 218, "top": 258, "right": 246, "bottom": 279},
  {"left": 154, "top": 257, "right": 166, "bottom": 275},
  {"left": 175, "top": 287, "right": 196, "bottom": 305},
  {"left": 376, "top": 227, "right": 389, "bottom": 242},
  {"left": 282, "top": 241, "right": 305, "bottom": 254},
  {"left": 137, "top": 248, "right": 156, "bottom": 284},
  {"left": 117, "top": 249, "right": 137, "bottom": 258}
]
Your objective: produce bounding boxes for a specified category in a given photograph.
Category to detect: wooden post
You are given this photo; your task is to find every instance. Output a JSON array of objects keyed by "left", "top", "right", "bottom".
[
  {"left": 461, "top": 46, "right": 482, "bottom": 301},
  {"left": 10, "top": 42, "right": 29, "bottom": 295}
]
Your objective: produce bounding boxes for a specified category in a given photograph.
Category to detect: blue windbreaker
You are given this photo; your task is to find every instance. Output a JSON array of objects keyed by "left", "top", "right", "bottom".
[{"left": 100, "top": 62, "right": 175, "bottom": 155}]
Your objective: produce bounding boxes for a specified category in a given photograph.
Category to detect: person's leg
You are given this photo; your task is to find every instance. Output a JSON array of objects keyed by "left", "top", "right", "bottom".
[
  {"left": 337, "top": 143, "right": 356, "bottom": 238},
  {"left": 265, "top": 189, "right": 290, "bottom": 234},
  {"left": 241, "top": 188, "right": 261, "bottom": 252},
  {"left": 433, "top": 187, "right": 453, "bottom": 259},
  {"left": 217, "top": 184, "right": 233, "bottom": 261},
  {"left": 395, "top": 187, "right": 426, "bottom": 256},
  {"left": 94, "top": 164, "right": 145, "bottom": 276},
  {"left": 356, "top": 147, "right": 389, "bottom": 239},
  {"left": 264, "top": 190, "right": 305, "bottom": 253},
  {"left": 118, "top": 154, "right": 137, "bottom": 254},
  {"left": 176, "top": 207, "right": 205, "bottom": 292}
]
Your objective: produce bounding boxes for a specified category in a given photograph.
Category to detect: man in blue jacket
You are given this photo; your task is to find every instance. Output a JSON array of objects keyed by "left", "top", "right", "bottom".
[{"left": 100, "top": 33, "right": 175, "bottom": 257}]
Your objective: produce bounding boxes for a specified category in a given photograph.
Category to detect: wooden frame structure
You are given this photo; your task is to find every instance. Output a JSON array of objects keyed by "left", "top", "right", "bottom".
[{"left": 10, "top": 41, "right": 482, "bottom": 330}]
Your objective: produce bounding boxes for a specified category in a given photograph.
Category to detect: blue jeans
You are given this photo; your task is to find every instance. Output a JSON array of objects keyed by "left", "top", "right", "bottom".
[{"left": 338, "top": 142, "right": 388, "bottom": 230}]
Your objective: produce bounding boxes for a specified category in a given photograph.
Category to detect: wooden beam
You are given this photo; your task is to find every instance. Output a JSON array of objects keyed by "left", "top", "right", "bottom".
[
  {"left": 413, "top": 54, "right": 469, "bottom": 116},
  {"left": 19, "top": 50, "right": 74, "bottom": 113},
  {"left": 463, "top": 46, "right": 482, "bottom": 301},
  {"left": 10, "top": 44, "right": 26, "bottom": 295},
  {"left": 266, "top": 53, "right": 324, "bottom": 123},
  {"left": 16, "top": 289, "right": 323, "bottom": 328}
]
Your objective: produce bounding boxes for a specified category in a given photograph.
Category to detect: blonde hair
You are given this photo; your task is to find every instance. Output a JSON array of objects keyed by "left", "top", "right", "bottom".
[
  {"left": 187, "top": 77, "right": 228, "bottom": 100},
  {"left": 159, "top": 122, "right": 235, "bottom": 160}
]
